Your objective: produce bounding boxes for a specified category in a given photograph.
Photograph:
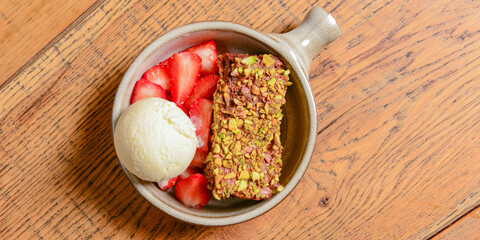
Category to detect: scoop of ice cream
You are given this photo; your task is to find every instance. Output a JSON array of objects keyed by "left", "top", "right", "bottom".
[{"left": 114, "top": 98, "right": 197, "bottom": 182}]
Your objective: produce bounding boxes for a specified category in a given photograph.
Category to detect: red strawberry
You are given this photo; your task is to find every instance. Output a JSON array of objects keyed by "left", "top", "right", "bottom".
[
  {"left": 169, "top": 52, "right": 202, "bottom": 106},
  {"left": 130, "top": 78, "right": 167, "bottom": 104},
  {"left": 183, "top": 74, "right": 219, "bottom": 112},
  {"left": 178, "top": 167, "right": 201, "bottom": 180},
  {"left": 189, "top": 98, "right": 213, "bottom": 152},
  {"left": 190, "top": 150, "right": 207, "bottom": 168},
  {"left": 175, "top": 173, "right": 210, "bottom": 208},
  {"left": 156, "top": 176, "right": 178, "bottom": 191},
  {"left": 142, "top": 65, "right": 171, "bottom": 91},
  {"left": 158, "top": 58, "right": 169, "bottom": 66},
  {"left": 184, "top": 41, "right": 218, "bottom": 75}
]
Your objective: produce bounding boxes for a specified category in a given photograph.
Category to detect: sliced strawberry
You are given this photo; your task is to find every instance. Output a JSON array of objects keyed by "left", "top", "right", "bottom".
[
  {"left": 158, "top": 58, "right": 169, "bottom": 66},
  {"left": 178, "top": 167, "right": 201, "bottom": 180},
  {"left": 183, "top": 74, "right": 219, "bottom": 112},
  {"left": 130, "top": 78, "right": 167, "bottom": 104},
  {"left": 184, "top": 41, "right": 218, "bottom": 75},
  {"left": 189, "top": 98, "right": 213, "bottom": 152},
  {"left": 175, "top": 173, "right": 210, "bottom": 208},
  {"left": 142, "top": 65, "right": 171, "bottom": 91},
  {"left": 190, "top": 150, "right": 207, "bottom": 168},
  {"left": 156, "top": 176, "right": 178, "bottom": 191},
  {"left": 169, "top": 52, "right": 202, "bottom": 106}
]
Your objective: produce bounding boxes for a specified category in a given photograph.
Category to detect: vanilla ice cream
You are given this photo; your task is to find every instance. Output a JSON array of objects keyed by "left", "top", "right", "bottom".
[{"left": 114, "top": 98, "right": 197, "bottom": 182}]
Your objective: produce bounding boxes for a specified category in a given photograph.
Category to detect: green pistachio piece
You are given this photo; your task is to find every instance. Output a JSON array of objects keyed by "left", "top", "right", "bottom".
[
  {"left": 262, "top": 54, "right": 275, "bottom": 67},
  {"left": 241, "top": 56, "right": 258, "bottom": 65},
  {"left": 238, "top": 170, "right": 249, "bottom": 180},
  {"left": 213, "top": 144, "right": 221, "bottom": 153},
  {"left": 244, "top": 68, "right": 252, "bottom": 77},
  {"left": 230, "top": 68, "right": 239, "bottom": 76},
  {"left": 237, "top": 180, "right": 247, "bottom": 191},
  {"left": 268, "top": 77, "right": 276, "bottom": 86},
  {"left": 251, "top": 172, "right": 260, "bottom": 181},
  {"left": 259, "top": 86, "right": 267, "bottom": 94}
]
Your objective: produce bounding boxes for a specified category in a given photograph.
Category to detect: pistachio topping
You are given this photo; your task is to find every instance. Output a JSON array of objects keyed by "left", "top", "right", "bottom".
[
  {"left": 204, "top": 53, "right": 292, "bottom": 201},
  {"left": 241, "top": 56, "right": 258, "bottom": 65}
]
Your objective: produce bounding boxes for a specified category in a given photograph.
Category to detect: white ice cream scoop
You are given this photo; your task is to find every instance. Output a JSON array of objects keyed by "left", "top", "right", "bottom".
[{"left": 114, "top": 98, "right": 197, "bottom": 182}]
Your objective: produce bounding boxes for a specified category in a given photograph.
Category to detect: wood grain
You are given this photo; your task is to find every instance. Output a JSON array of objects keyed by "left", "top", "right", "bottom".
[
  {"left": 1, "top": 0, "right": 480, "bottom": 239},
  {"left": 433, "top": 205, "right": 480, "bottom": 239},
  {"left": 0, "top": 0, "right": 98, "bottom": 83}
]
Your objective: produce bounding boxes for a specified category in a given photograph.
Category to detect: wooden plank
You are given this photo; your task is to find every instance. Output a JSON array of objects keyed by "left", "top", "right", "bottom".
[
  {"left": 0, "top": 0, "right": 99, "bottom": 84},
  {"left": 1, "top": 0, "right": 479, "bottom": 239},
  {"left": 433, "top": 205, "right": 480, "bottom": 239}
]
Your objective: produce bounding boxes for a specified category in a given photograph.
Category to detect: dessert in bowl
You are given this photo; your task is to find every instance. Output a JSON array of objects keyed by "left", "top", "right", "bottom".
[{"left": 112, "top": 6, "right": 340, "bottom": 225}]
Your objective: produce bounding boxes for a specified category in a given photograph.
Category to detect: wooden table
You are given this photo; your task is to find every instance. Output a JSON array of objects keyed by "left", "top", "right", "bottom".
[{"left": 1, "top": 0, "right": 479, "bottom": 239}]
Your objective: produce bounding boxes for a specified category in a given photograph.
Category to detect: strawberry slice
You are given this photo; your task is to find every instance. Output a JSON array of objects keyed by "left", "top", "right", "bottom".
[
  {"left": 183, "top": 74, "right": 219, "bottom": 112},
  {"left": 142, "top": 65, "right": 171, "bottom": 91},
  {"left": 184, "top": 41, "right": 218, "bottom": 75},
  {"left": 190, "top": 150, "right": 207, "bottom": 168},
  {"left": 178, "top": 167, "right": 201, "bottom": 180},
  {"left": 175, "top": 173, "right": 210, "bottom": 208},
  {"left": 189, "top": 98, "right": 213, "bottom": 152},
  {"left": 156, "top": 176, "right": 178, "bottom": 191},
  {"left": 169, "top": 52, "right": 202, "bottom": 106},
  {"left": 130, "top": 78, "right": 167, "bottom": 104},
  {"left": 158, "top": 58, "right": 169, "bottom": 66}
]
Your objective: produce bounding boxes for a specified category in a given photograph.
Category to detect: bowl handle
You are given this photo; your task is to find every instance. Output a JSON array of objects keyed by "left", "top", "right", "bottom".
[{"left": 269, "top": 7, "right": 341, "bottom": 73}]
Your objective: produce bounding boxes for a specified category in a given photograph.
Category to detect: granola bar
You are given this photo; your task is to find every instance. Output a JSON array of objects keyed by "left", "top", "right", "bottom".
[{"left": 204, "top": 53, "right": 292, "bottom": 200}]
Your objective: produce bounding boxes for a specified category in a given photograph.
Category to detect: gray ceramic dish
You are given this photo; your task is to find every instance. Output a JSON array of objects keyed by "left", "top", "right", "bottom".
[{"left": 112, "top": 6, "right": 341, "bottom": 226}]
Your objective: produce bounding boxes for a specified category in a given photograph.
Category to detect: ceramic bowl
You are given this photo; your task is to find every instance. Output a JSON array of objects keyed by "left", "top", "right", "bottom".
[{"left": 112, "top": 6, "right": 340, "bottom": 226}]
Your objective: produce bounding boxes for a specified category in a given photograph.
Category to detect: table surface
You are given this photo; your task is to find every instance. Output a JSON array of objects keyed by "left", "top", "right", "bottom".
[{"left": 1, "top": 0, "right": 480, "bottom": 239}]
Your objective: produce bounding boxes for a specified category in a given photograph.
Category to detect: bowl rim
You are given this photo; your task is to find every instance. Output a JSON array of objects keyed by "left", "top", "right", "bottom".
[{"left": 112, "top": 20, "right": 318, "bottom": 226}]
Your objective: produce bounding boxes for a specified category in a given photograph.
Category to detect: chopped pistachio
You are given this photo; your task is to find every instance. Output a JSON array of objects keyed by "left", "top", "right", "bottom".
[
  {"left": 224, "top": 172, "right": 236, "bottom": 179},
  {"left": 251, "top": 85, "right": 260, "bottom": 95},
  {"left": 284, "top": 69, "right": 290, "bottom": 76},
  {"left": 230, "top": 68, "right": 239, "bottom": 76},
  {"left": 277, "top": 185, "right": 284, "bottom": 192},
  {"left": 285, "top": 81, "right": 293, "bottom": 86},
  {"left": 241, "top": 56, "right": 258, "bottom": 65},
  {"left": 238, "top": 170, "right": 250, "bottom": 180},
  {"left": 223, "top": 92, "right": 230, "bottom": 104},
  {"left": 213, "top": 144, "right": 221, "bottom": 153},
  {"left": 215, "top": 157, "right": 222, "bottom": 166},
  {"left": 252, "top": 172, "right": 260, "bottom": 181},
  {"left": 228, "top": 118, "right": 238, "bottom": 131},
  {"left": 259, "top": 86, "right": 268, "bottom": 94},
  {"left": 223, "top": 160, "right": 231, "bottom": 168},
  {"left": 212, "top": 190, "right": 220, "bottom": 200},
  {"left": 244, "top": 67, "right": 252, "bottom": 77},
  {"left": 262, "top": 54, "right": 275, "bottom": 67},
  {"left": 268, "top": 77, "right": 276, "bottom": 86},
  {"left": 237, "top": 180, "right": 247, "bottom": 191}
]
